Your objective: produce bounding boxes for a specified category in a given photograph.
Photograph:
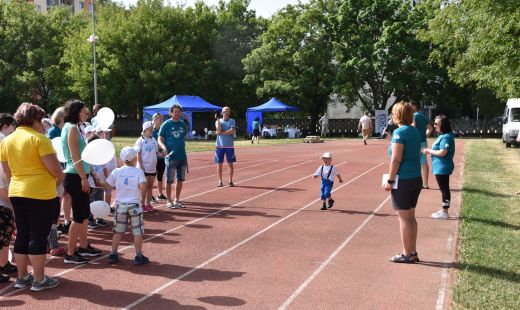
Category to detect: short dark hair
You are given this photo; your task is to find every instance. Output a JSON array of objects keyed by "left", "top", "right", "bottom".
[
  {"left": 63, "top": 100, "right": 86, "bottom": 124},
  {"left": 13, "top": 103, "right": 46, "bottom": 127},
  {"left": 410, "top": 100, "right": 419, "bottom": 108},
  {"left": 87, "top": 134, "right": 100, "bottom": 143},
  {"left": 169, "top": 104, "right": 183, "bottom": 112},
  {"left": 254, "top": 117, "right": 259, "bottom": 121},
  {"left": 0, "top": 113, "right": 16, "bottom": 130},
  {"left": 436, "top": 115, "right": 452, "bottom": 133},
  {"left": 93, "top": 104, "right": 103, "bottom": 115}
]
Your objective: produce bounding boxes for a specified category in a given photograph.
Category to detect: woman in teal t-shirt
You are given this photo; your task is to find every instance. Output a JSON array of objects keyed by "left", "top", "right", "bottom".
[
  {"left": 421, "top": 115, "right": 455, "bottom": 220},
  {"left": 251, "top": 117, "right": 261, "bottom": 144},
  {"left": 383, "top": 101, "right": 422, "bottom": 264}
]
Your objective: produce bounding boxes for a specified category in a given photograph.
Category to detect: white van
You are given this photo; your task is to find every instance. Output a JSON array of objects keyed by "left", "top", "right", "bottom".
[{"left": 502, "top": 98, "right": 520, "bottom": 147}]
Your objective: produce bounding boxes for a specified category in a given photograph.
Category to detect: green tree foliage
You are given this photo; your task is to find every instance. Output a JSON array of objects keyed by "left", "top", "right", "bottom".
[
  {"left": 243, "top": 0, "right": 338, "bottom": 130},
  {"left": 422, "top": 0, "right": 520, "bottom": 100}
]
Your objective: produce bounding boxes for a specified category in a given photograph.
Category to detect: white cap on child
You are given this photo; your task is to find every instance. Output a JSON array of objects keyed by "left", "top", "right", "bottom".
[
  {"left": 120, "top": 146, "right": 140, "bottom": 162},
  {"left": 321, "top": 152, "right": 332, "bottom": 158},
  {"left": 141, "top": 121, "right": 153, "bottom": 134},
  {"left": 84, "top": 125, "right": 96, "bottom": 134}
]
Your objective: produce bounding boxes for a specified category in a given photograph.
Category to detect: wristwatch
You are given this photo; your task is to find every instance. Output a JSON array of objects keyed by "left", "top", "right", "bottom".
[{"left": 387, "top": 179, "right": 395, "bottom": 184}]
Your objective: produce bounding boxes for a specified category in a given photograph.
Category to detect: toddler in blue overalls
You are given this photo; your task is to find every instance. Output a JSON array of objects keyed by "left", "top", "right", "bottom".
[{"left": 313, "top": 152, "right": 343, "bottom": 210}]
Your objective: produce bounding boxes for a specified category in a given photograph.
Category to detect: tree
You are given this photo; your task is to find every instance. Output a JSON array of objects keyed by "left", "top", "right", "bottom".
[
  {"left": 421, "top": 0, "right": 520, "bottom": 100},
  {"left": 243, "top": 0, "right": 338, "bottom": 132}
]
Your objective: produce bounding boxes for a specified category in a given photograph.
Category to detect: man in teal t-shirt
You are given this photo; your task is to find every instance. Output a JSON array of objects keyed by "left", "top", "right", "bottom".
[
  {"left": 158, "top": 104, "right": 188, "bottom": 209},
  {"left": 411, "top": 101, "right": 433, "bottom": 189}
]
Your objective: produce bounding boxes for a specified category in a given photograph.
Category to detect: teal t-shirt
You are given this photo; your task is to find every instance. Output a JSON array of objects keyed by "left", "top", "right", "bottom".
[
  {"left": 413, "top": 112, "right": 427, "bottom": 142},
  {"left": 252, "top": 120, "right": 260, "bottom": 130},
  {"left": 431, "top": 132, "right": 455, "bottom": 175},
  {"left": 216, "top": 118, "right": 235, "bottom": 148},
  {"left": 62, "top": 122, "right": 90, "bottom": 174},
  {"left": 389, "top": 125, "right": 421, "bottom": 180},
  {"left": 47, "top": 125, "right": 61, "bottom": 140},
  {"left": 159, "top": 119, "right": 187, "bottom": 161}
]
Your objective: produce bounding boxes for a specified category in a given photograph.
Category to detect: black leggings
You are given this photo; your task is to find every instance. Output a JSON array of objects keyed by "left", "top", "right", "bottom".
[
  {"left": 435, "top": 174, "right": 451, "bottom": 209},
  {"left": 156, "top": 158, "right": 165, "bottom": 182},
  {"left": 11, "top": 197, "right": 58, "bottom": 255}
]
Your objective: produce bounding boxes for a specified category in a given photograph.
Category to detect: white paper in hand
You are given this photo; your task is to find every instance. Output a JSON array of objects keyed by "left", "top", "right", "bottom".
[{"left": 382, "top": 174, "right": 398, "bottom": 189}]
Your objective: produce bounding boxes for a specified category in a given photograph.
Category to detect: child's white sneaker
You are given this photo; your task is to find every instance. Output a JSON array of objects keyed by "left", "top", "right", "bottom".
[{"left": 431, "top": 209, "right": 448, "bottom": 220}]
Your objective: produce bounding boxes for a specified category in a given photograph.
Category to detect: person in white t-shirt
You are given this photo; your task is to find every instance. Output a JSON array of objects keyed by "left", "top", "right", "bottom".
[
  {"left": 135, "top": 121, "right": 158, "bottom": 212},
  {"left": 358, "top": 112, "right": 372, "bottom": 145},
  {"left": 101, "top": 146, "right": 148, "bottom": 265},
  {"left": 319, "top": 113, "right": 329, "bottom": 138},
  {"left": 313, "top": 152, "right": 343, "bottom": 210}
]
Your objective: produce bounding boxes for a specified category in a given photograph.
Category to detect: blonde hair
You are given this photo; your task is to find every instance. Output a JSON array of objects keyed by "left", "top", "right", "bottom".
[
  {"left": 391, "top": 101, "right": 413, "bottom": 125},
  {"left": 50, "top": 107, "right": 65, "bottom": 126}
]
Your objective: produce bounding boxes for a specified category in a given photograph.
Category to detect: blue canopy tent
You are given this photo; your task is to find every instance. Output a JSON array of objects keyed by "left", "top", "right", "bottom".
[
  {"left": 246, "top": 98, "right": 299, "bottom": 135},
  {"left": 143, "top": 95, "right": 222, "bottom": 138}
]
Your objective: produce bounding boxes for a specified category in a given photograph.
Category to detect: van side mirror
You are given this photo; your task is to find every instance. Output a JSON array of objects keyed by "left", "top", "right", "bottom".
[{"left": 503, "top": 116, "right": 508, "bottom": 123}]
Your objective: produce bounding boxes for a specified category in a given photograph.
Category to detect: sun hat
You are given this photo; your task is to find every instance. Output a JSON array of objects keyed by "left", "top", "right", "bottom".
[
  {"left": 84, "top": 125, "right": 96, "bottom": 134},
  {"left": 120, "top": 146, "right": 140, "bottom": 162},
  {"left": 321, "top": 152, "right": 332, "bottom": 158},
  {"left": 42, "top": 118, "right": 52, "bottom": 126},
  {"left": 141, "top": 121, "right": 152, "bottom": 134}
]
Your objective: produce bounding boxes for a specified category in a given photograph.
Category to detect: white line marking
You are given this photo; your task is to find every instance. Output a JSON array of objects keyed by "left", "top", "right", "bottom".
[
  {"left": 436, "top": 235, "right": 454, "bottom": 310},
  {"left": 278, "top": 195, "right": 391, "bottom": 310},
  {"left": 123, "top": 161, "right": 385, "bottom": 309},
  {"left": 184, "top": 160, "right": 279, "bottom": 183}
]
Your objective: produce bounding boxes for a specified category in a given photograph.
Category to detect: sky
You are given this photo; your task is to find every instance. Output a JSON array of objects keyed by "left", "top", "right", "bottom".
[{"left": 118, "top": 0, "right": 308, "bottom": 18}]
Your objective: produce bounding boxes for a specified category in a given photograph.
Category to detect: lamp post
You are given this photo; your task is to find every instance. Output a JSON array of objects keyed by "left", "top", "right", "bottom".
[{"left": 87, "top": 1, "right": 98, "bottom": 106}]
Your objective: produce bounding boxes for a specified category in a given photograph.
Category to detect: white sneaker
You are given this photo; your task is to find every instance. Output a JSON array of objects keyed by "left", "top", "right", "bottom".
[
  {"left": 166, "top": 202, "right": 175, "bottom": 209},
  {"left": 431, "top": 210, "right": 449, "bottom": 220}
]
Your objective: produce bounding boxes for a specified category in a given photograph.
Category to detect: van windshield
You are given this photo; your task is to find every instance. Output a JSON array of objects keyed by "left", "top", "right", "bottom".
[{"left": 511, "top": 108, "right": 520, "bottom": 121}]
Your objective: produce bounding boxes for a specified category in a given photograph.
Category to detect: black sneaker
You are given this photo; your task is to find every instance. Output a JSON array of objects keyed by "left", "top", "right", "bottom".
[
  {"left": 78, "top": 244, "right": 101, "bottom": 257},
  {"left": 328, "top": 199, "right": 335, "bottom": 209},
  {"left": 88, "top": 220, "right": 100, "bottom": 229},
  {"left": 95, "top": 218, "right": 109, "bottom": 227},
  {"left": 320, "top": 204, "right": 327, "bottom": 210},
  {"left": 57, "top": 222, "right": 70, "bottom": 234},
  {"left": 64, "top": 252, "right": 89, "bottom": 264},
  {"left": 134, "top": 255, "right": 150, "bottom": 265},
  {"left": 157, "top": 194, "right": 167, "bottom": 200},
  {"left": 0, "top": 274, "right": 9, "bottom": 283},
  {"left": 151, "top": 196, "right": 157, "bottom": 203},
  {"left": 0, "top": 261, "right": 18, "bottom": 273}
]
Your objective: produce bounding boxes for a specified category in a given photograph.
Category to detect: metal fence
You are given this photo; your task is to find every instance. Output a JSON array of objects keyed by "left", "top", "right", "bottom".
[{"left": 113, "top": 117, "right": 504, "bottom": 138}]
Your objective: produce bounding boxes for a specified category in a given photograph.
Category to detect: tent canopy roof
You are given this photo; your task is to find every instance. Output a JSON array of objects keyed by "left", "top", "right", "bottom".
[
  {"left": 246, "top": 97, "right": 299, "bottom": 113},
  {"left": 144, "top": 95, "right": 222, "bottom": 113}
]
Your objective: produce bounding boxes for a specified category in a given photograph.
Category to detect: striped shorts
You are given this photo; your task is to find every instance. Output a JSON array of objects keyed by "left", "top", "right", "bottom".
[{"left": 113, "top": 203, "right": 144, "bottom": 236}]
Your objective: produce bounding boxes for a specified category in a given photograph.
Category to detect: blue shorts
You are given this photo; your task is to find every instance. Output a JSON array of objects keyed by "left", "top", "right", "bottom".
[
  {"left": 165, "top": 159, "right": 187, "bottom": 184},
  {"left": 420, "top": 141, "right": 428, "bottom": 165},
  {"left": 320, "top": 179, "right": 334, "bottom": 200},
  {"left": 215, "top": 148, "right": 236, "bottom": 164}
]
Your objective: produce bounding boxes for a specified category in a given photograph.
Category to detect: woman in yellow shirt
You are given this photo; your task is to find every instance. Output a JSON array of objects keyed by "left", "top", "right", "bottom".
[{"left": 0, "top": 103, "right": 64, "bottom": 291}]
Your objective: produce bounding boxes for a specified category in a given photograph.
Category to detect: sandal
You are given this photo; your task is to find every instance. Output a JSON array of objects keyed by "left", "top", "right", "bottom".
[{"left": 389, "top": 253, "right": 416, "bottom": 264}]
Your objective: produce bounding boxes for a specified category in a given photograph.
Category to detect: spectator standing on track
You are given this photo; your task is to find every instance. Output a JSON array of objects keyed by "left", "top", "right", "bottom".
[
  {"left": 0, "top": 113, "right": 17, "bottom": 283},
  {"left": 313, "top": 152, "right": 343, "bottom": 210},
  {"left": 421, "top": 115, "right": 455, "bottom": 220},
  {"left": 0, "top": 103, "right": 64, "bottom": 291},
  {"left": 135, "top": 121, "right": 158, "bottom": 212},
  {"left": 383, "top": 101, "right": 422, "bottom": 264},
  {"left": 251, "top": 117, "right": 261, "bottom": 144},
  {"left": 358, "top": 112, "right": 372, "bottom": 145},
  {"left": 411, "top": 101, "right": 433, "bottom": 189},
  {"left": 152, "top": 113, "right": 167, "bottom": 201},
  {"left": 319, "top": 113, "right": 329, "bottom": 138},
  {"left": 215, "top": 106, "right": 236, "bottom": 187},
  {"left": 158, "top": 104, "right": 188, "bottom": 209},
  {"left": 101, "top": 146, "right": 149, "bottom": 265},
  {"left": 62, "top": 100, "right": 102, "bottom": 265}
]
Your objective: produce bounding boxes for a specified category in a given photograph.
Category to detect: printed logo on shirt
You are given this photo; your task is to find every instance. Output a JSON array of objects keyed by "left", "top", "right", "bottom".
[
  {"left": 445, "top": 143, "right": 450, "bottom": 148},
  {"left": 393, "top": 134, "right": 400, "bottom": 139}
]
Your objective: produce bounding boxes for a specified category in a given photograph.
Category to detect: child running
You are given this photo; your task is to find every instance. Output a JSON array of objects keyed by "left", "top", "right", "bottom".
[
  {"left": 313, "top": 152, "right": 343, "bottom": 210},
  {"left": 135, "top": 121, "right": 158, "bottom": 212},
  {"left": 101, "top": 146, "right": 149, "bottom": 265}
]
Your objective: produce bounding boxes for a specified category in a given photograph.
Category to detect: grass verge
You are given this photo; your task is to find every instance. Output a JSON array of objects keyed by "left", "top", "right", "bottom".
[{"left": 453, "top": 139, "right": 520, "bottom": 309}]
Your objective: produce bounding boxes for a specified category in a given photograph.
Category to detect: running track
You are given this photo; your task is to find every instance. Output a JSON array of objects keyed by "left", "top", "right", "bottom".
[{"left": 0, "top": 139, "right": 464, "bottom": 309}]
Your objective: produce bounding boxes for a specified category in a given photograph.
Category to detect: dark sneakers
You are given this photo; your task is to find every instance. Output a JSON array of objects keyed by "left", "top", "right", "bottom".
[
  {"left": 64, "top": 252, "right": 89, "bottom": 265},
  {"left": 134, "top": 255, "right": 150, "bottom": 265},
  {"left": 78, "top": 244, "right": 102, "bottom": 257},
  {"left": 0, "top": 261, "right": 18, "bottom": 273},
  {"left": 0, "top": 274, "right": 9, "bottom": 283},
  {"left": 107, "top": 253, "right": 119, "bottom": 264},
  {"left": 157, "top": 194, "right": 167, "bottom": 200},
  {"left": 328, "top": 199, "right": 335, "bottom": 209},
  {"left": 320, "top": 203, "right": 327, "bottom": 210},
  {"left": 57, "top": 222, "right": 70, "bottom": 234}
]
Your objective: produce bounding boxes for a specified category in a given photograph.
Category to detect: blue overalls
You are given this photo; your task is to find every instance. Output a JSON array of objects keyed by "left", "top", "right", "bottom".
[{"left": 320, "top": 165, "right": 334, "bottom": 200}]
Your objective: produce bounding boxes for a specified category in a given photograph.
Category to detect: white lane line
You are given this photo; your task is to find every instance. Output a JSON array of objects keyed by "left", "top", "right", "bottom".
[
  {"left": 436, "top": 235, "right": 454, "bottom": 310},
  {"left": 278, "top": 195, "right": 391, "bottom": 310},
  {"left": 184, "top": 159, "right": 279, "bottom": 183},
  {"left": 123, "top": 161, "right": 385, "bottom": 309}
]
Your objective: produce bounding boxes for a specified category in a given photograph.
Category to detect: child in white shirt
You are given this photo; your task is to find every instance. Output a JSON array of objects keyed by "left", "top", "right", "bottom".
[
  {"left": 313, "top": 152, "right": 343, "bottom": 210},
  {"left": 102, "top": 146, "right": 148, "bottom": 265},
  {"left": 135, "top": 121, "right": 158, "bottom": 212}
]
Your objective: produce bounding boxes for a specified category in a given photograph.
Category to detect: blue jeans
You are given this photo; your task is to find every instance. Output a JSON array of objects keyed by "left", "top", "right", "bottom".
[
  {"left": 165, "top": 159, "right": 187, "bottom": 184},
  {"left": 320, "top": 179, "right": 334, "bottom": 200}
]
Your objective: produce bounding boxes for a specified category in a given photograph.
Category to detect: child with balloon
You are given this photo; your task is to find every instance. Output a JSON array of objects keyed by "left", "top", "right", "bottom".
[{"left": 135, "top": 121, "right": 158, "bottom": 212}]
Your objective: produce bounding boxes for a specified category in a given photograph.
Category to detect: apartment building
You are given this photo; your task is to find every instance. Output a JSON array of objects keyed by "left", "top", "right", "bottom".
[{"left": 27, "top": 0, "right": 94, "bottom": 14}]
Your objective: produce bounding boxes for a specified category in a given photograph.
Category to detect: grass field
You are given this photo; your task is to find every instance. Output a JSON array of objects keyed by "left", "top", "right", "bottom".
[
  {"left": 111, "top": 136, "right": 305, "bottom": 155},
  {"left": 453, "top": 139, "right": 520, "bottom": 309}
]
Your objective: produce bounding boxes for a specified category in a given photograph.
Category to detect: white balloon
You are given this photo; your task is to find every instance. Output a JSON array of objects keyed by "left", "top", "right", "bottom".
[
  {"left": 81, "top": 139, "right": 115, "bottom": 165},
  {"left": 96, "top": 107, "right": 115, "bottom": 131},
  {"left": 51, "top": 137, "right": 66, "bottom": 163},
  {"left": 191, "top": 130, "right": 196, "bottom": 135},
  {"left": 90, "top": 200, "right": 110, "bottom": 218},
  {"left": 204, "top": 128, "right": 208, "bottom": 133}
]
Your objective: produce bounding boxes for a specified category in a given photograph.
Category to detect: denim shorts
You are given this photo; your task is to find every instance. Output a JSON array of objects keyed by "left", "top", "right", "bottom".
[
  {"left": 165, "top": 159, "right": 187, "bottom": 184},
  {"left": 215, "top": 148, "right": 236, "bottom": 164}
]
